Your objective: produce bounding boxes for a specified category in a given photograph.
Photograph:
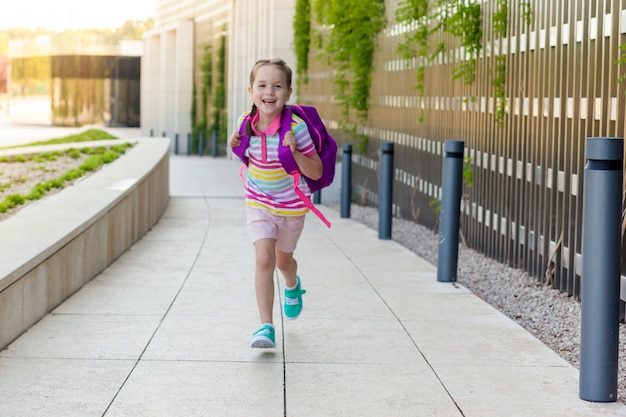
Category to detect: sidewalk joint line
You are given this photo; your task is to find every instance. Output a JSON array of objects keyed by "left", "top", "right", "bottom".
[
  {"left": 325, "top": 235, "right": 467, "bottom": 417},
  {"left": 100, "top": 196, "right": 213, "bottom": 417},
  {"left": 277, "top": 272, "right": 288, "bottom": 417}
]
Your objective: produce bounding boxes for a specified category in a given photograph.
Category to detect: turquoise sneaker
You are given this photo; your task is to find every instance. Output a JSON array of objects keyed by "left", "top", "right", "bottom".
[
  {"left": 284, "top": 276, "right": 307, "bottom": 320},
  {"left": 251, "top": 324, "right": 275, "bottom": 348}
]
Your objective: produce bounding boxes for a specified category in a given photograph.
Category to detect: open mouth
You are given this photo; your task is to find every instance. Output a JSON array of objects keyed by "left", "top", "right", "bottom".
[{"left": 262, "top": 99, "right": 276, "bottom": 105}]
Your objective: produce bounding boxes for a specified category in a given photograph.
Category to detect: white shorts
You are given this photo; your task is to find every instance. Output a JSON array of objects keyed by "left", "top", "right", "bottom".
[{"left": 246, "top": 207, "right": 306, "bottom": 253}]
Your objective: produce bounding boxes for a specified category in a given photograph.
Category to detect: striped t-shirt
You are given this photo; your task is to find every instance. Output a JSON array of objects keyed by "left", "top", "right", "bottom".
[{"left": 237, "top": 111, "right": 317, "bottom": 216}]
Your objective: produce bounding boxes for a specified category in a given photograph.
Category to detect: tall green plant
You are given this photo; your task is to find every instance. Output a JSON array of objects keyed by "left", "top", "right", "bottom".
[
  {"left": 396, "top": 0, "right": 429, "bottom": 122},
  {"left": 201, "top": 44, "right": 213, "bottom": 133},
  {"left": 313, "top": 0, "right": 386, "bottom": 122},
  {"left": 396, "top": 0, "right": 482, "bottom": 122},
  {"left": 293, "top": 0, "right": 311, "bottom": 87},
  {"left": 192, "top": 44, "right": 213, "bottom": 155},
  {"left": 617, "top": 44, "right": 626, "bottom": 88},
  {"left": 191, "top": 82, "right": 198, "bottom": 152},
  {"left": 442, "top": 1, "right": 482, "bottom": 85},
  {"left": 492, "top": 0, "right": 508, "bottom": 126},
  {"left": 212, "top": 33, "right": 228, "bottom": 145}
]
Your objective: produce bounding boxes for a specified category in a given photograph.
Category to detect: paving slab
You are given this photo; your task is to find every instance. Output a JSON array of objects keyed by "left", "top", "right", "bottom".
[
  {"left": 0, "top": 357, "right": 135, "bottom": 417},
  {"left": 104, "top": 361, "right": 285, "bottom": 417},
  {"left": 286, "top": 362, "right": 461, "bottom": 417}
]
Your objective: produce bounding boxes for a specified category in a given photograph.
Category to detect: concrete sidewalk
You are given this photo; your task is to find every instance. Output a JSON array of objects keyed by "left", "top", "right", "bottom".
[{"left": 1, "top": 155, "right": 625, "bottom": 416}]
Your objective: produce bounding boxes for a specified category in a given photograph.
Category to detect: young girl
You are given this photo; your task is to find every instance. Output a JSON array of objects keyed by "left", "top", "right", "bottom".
[{"left": 227, "top": 58, "right": 322, "bottom": 348}]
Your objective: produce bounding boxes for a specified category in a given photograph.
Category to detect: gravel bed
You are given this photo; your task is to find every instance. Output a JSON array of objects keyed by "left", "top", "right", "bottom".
[{"left": 327, "top": 202, "right": 626, "bottom": 403}]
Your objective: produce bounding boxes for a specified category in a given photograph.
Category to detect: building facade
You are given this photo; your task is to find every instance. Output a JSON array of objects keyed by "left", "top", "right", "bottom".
[
  {"left": 141, "top": 0, "right": 297, "bottom": 154},
  {"left": 8, "top": 34, "right": 141, "bottom": 126}
]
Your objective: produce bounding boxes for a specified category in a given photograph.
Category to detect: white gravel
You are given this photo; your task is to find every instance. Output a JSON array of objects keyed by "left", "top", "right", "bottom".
[{"left": 328, "top": 202, "right": 626, "bottom": 403}]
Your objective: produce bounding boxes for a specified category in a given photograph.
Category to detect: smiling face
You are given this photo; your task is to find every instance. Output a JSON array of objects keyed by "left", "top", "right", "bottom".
[{"left": 248, "top": 63, "right": 292, "bottom": 122}]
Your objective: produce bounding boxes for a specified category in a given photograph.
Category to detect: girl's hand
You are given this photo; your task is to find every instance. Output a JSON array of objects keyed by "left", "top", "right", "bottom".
[
  {"left": 283, "top": 131, "right": 296, "bottom": 154},
  {"left": 228, "top": 132, "right": 241, "bottom": 148}
]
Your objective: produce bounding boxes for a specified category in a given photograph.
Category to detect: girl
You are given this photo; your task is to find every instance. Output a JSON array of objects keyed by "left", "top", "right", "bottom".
[{"left": 227, "top": 58, "right": 322, "bottom": 348}]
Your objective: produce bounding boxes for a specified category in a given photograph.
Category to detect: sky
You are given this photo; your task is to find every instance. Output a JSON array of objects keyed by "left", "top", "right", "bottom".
[{"left": 0, "top": 0, "right": 156, "bottom": 31}]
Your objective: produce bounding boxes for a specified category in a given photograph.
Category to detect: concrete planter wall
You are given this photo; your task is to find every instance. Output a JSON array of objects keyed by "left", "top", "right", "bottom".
[{"left": 0, "top": 138, "right": 170, "bottom": 349}]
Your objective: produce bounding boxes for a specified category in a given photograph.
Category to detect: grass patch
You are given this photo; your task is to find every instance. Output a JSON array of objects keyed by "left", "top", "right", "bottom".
[
  {"left": 0, "top": 142, "right": 134, "bottom": 214},
  {"left": 0, "top": 128, "right": 118, "bottom": 150},
  {"left": 0, "top": 128, "right": 131, "bottom": 215}
]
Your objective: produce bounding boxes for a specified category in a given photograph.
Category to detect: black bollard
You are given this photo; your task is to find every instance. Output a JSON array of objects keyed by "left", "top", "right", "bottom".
[
  {"left": 313, "top": 191, "right": 321, "bottom": 204},
  {"left": 437, "top": 140, "right": 465, "bottom": 282},
  {"left": 379, "top": 142, "right": 394, "bottom": 239},
  {"left": 212, "top": 130, "right": 218, "bottom": 158},
  {"left": 341, "top": 144, "right": 353, "bottom": 218},
  {"left": 150, "top": 129, "right": 154, "bottom": 137},
  {"left": 579, "top": 137, "right": 623, "bottom": 402},
  {"left": 187, "top": 133, "right": 191, "bottom": 156},
  {"left": 198, "top": 131, "right": 204, "bottom": 156},
  {"left": 174, "top": 133, "right": 179, "bottom": 155}
]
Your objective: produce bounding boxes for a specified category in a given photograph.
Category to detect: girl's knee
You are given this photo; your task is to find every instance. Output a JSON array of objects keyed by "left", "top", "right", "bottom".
[
  {"left": 256, "top": 252, "right": 275, "bottom": 271},
  {"left": 254, "top": 239, "right": 276, "bottom": 270}
]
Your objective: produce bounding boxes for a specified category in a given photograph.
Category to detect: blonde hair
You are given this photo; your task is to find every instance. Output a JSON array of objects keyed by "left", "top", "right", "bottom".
[
  {"left": 246, "top": 58, "right": 293, "bottom": 135},
  {"left": 249, "top": 58, "right": 293, "bottom": 88}
]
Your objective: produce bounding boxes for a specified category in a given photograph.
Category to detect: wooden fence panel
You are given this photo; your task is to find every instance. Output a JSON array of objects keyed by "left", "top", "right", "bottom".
[{"left": 300, "top": 0, "right": 626, "bottom": 301}]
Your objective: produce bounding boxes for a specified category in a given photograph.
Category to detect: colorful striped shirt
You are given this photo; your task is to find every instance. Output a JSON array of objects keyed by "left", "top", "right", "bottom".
[{"left": 237, "top": 111, "right": 317, "bottom": 216}]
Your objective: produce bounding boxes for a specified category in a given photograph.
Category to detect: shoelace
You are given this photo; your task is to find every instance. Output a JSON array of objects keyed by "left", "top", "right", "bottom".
[
  {"left": 253, "top": 327, "right": 272, "bottom": 336},
  {"left": 285, "top": 289, "right": 306, "bottom": 305},
  {"left": 285, "top": 297, "right": 300, "bottom": 306}
]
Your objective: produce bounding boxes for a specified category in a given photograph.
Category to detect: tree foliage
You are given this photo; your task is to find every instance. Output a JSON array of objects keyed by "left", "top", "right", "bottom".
[{"left": 0, "top": 18, "right": 154, "bottom": 54}]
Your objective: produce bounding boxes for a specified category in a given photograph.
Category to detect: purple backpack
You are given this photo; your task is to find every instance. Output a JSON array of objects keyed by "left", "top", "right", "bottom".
[{"left": 232, "top": 104, "right": 338, "bottom": 227}]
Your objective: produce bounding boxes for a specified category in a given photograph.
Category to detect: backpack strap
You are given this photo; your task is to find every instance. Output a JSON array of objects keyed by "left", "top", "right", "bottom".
[
  {"left": 234, "top": 115, "right": 251, "bottom": 166},
  {"left": 291, "top": 172, "right": 332, "bottom": 228},
  {"left": 232, "top": 116, "right": 251, "bottom": 191},
  {"left": 279, "top": 106, "right": 331, "bottom": 228},
  {"left": 277, "top": 106, "right": 299, "bottom": 174}
]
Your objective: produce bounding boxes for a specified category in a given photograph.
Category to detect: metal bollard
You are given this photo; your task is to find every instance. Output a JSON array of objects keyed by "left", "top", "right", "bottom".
[
  {"left": 378, "top": 142, "right": 394, "bottom": 239},
  {"left": 212, "top": 130, "right": 218, "bottom": 158},
  {"left": 313, "top": 191, "right": 321, "bottom": 204},
  {"left": 174, "top": 133, "right": 179, "bottom": 155},
  {"left": 150, "top": 129, "right": 154, "bottom": 137},
  {"left": 579, "top": 137, "right": 623, "bottom": 402},
  {"left": 187, "top": 133, "right": 191, "bottom": 156},
  {"left": 198, "top": 131, "right": 204, "bottom": 156},
  {"left": 341, "top": 144, "right": 353, "bottom": 218},
  {"left": 437, "top": 140, "right": 465, "bottom": 282}
]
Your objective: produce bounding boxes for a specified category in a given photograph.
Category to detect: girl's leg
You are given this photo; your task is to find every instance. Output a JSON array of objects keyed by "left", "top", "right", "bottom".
[
  {"left": 276, "top": 249, "right": 306, "bottom": 320},
  {"left": 276, "top": 249, "right": 297, "bottom": 288},
  {"left": 254, "top": 238, "right": 277, "bottom": 324}
]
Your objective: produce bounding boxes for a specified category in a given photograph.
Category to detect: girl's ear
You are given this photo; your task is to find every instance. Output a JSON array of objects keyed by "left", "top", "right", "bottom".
[
  {"left": 247, "top": 85, "right": 253, "bottom": 96},
  {"left": 287, "top": 87, "right": 293, "bottom": 101}
]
